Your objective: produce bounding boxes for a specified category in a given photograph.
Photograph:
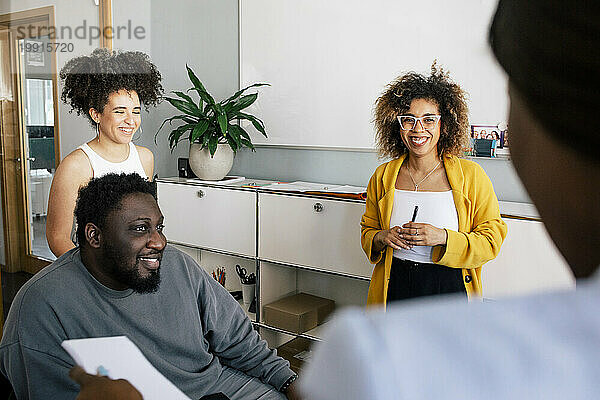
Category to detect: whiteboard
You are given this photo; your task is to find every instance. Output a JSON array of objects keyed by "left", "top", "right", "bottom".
[{"left": 240, "top": 0, "right": 508, "bottom": 149}]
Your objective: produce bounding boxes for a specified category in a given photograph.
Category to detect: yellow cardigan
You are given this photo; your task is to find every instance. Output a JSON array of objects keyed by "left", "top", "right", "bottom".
[{"left": 361, "top": 154, "right": 507, "bottom": 306}]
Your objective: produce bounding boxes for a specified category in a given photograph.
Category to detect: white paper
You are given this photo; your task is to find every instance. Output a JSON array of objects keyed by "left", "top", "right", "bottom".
[
  {"left": 186, "top": 175, "right": 246, "bottom": 185},
  {"left": 261, "top": 181, "right": 331, "bottom": 191},
  {"left": 262, "top": 181, "right": 365, "bottom": 194},
  {"left": 319, "top": 185, "right": 366, "bottom": 194},
  {"left": 62, "top": 336, "right": 191, "bottom": 400}
]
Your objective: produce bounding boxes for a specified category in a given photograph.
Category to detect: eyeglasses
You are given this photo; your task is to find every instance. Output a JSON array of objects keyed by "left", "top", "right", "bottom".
[{"left": 397, "top": 115, "right": 441, "bottom": 131}]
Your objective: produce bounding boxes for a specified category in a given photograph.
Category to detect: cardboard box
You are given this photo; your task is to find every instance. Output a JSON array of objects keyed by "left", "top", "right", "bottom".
[
  {"left": 263, "top": 293, "right": 335, "bottom": 334},
  {"left": 277, "top": 337, "right": 313, "bottom": 374}
]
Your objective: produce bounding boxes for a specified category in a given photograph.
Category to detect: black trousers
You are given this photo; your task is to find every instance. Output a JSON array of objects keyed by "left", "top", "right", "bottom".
[{"left": 386, "top": 257, "right": 466, "bottom": 303}]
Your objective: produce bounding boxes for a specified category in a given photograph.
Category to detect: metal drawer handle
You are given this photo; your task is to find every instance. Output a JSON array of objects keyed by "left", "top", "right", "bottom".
[
  {"left": 313, "top": 202, "right": 323, "bottom": 213},
  {"left": 197, "top": 190, "right": 205, "bottom": 198}
]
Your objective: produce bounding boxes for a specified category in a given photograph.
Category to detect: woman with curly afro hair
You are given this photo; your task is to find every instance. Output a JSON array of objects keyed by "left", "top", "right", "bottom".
[
  {"left": 46, "top": 48, "right": 163, "bottom": 257},
  {"left": 360, "top": 63, "right": 506, "bottom": 305}
]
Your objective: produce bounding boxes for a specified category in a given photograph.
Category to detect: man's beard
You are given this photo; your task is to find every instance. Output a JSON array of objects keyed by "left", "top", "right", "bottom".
[{"left": 102, "top": 243, "right": 162, "bottom": 294}]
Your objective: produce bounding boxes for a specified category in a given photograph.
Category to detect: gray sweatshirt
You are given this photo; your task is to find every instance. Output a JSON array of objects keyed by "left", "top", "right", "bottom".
[{"left": 0, "top": 246, "right": 293, "bottom": 399}]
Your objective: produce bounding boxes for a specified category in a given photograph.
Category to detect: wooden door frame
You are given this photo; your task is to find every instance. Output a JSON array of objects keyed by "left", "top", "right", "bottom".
[
  {"left": 0, "top": 0, "right": 113, "bottom": 275},
  {"left": 0, "top": 6, "right": 60, "bottom": 274},
  {"left": 99, "top": 0, "right": 113, "bottom": 49}
]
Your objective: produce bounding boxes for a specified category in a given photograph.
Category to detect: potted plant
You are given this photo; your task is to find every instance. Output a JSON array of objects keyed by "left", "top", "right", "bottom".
[{"left": 156, "top": 65, "right": 268, "bottom": 180}]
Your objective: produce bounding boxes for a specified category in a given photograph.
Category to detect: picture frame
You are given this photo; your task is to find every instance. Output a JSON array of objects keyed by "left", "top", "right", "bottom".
[
  {"left": 469, "top": 124, "right": 507, "bottom": 158},
  {"left": 470, "top": 124, "right": 501, "bottom": 142},
  {"left": 499, "top": 129, "right": 509, "bottom": 148},
  {"left": 471, "top": 124, "right": 509, "bottom": 148}
]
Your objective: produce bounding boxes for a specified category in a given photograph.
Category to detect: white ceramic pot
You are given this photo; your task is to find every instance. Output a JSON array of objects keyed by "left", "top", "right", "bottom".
[{"left": 189, "top": 143, "right": 234, "bottom": 181}]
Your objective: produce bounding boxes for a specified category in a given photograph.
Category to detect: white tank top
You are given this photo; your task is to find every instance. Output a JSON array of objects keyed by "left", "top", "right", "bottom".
[
  {"left": 78, "top": 142, "right": 148, "bottom": 179},
  {"left": 390, "top": 189, "right": 459, "bottom": 263}
]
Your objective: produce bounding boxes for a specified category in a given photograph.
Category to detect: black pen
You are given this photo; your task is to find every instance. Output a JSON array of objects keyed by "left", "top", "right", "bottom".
[{"left": 411, "top": 205, "right": 419, "bottom": 222}]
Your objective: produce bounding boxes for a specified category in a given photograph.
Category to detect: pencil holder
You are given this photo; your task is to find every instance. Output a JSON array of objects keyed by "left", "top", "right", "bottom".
[{"left": 241, "top": 283, "right": 255, "bottom": 309}]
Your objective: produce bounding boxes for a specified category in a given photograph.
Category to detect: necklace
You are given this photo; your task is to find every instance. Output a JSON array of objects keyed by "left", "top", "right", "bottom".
[{"left": 407, "top": 161, "right": 441, "bottom": 191}]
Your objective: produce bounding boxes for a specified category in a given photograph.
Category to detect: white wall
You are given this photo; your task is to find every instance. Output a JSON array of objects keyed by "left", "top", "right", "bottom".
[
  {"left": 112, "top": 0, "right": 240, "bottom": 179},
  {"left": 240, "top": 0, "right": 507, "bottom": 149}
]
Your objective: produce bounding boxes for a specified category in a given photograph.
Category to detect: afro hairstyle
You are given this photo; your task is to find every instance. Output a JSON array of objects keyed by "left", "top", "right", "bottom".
[
  {"left": 374, "top": 62, "right": 470, "bottom": 159},
  {"left": 60, "top": 48, "right": 163, "bottom": 126}
]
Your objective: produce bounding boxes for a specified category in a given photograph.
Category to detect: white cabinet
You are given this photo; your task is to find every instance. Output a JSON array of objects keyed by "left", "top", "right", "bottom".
[
  {"left": 259, "top": 261, "right": 369, "bottom": 342},
  {"left": 156, "top": 179, "right": 371, "bottom": 345},
  {"left": 482, "top": 218, "right": 574, "bottom": 298},
  {"left": 157, "top": 182, "right": 256, "bottom": 257},
  {"left": 258, "top": 193, "right": 373, "bottom": 278},
  {"left": 156, "top": 178, "right": 574, "bottom": 347}
]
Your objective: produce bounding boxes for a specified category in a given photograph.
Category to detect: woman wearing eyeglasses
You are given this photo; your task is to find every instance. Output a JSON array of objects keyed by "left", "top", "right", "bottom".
[{"left": 361, "top": 64, "right": 507, "bottom": 305}]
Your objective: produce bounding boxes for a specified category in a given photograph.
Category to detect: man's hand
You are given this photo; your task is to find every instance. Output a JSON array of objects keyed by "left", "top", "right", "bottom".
[
  {"left": 285, "top": 381, "right": 303, "bottom": 400},
  {"left": 69, "top": 366, "right": 143, "bottom": 400}
]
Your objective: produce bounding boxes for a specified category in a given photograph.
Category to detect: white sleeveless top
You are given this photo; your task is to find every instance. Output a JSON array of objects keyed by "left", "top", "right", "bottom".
[
  {"left": 78, "top": 142, "right": 147, "bottom": 179},
  {"left": 390, "top": 189, "right": 459, "bottom": 264}
]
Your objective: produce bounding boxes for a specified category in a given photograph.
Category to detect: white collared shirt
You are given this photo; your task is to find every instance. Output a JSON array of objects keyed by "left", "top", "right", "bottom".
[{"left": 300, "top": 271, "right": 600, "bottom": 399}]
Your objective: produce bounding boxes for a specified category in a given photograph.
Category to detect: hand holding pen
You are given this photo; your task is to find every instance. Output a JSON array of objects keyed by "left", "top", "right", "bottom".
[
  {"left": 400, "top": 205, "right": 448, "bottom": 246},
  {"left": 373, "top": 205, "right": 419, "bottom": 251}
]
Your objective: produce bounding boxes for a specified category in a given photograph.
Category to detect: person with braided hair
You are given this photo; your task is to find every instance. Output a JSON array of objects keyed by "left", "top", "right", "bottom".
[{"left": 47, "top": 48, "right": 163, "bottom": 257}]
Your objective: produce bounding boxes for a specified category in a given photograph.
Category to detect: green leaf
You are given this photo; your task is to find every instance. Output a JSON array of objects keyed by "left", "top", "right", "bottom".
[
  {"left": 217, "top": 111, "right": 228, "bottom": 135},
  {"left": 208, "top": 135, "right": 218, "bottom": 157},
  {"left": 222, "top": 83, "right": 269, "bottom": 106},
  {"left": 172, "top": 91, "right": 194, "bottom": 105},
  {"left": 191, "top": 88, "right": 215, "bottom": 106},
  {"left": 173, "top": 91, "right": 203, "bottom": 113},
  {"left": 225, "top": 135, "right": 238, "bottom": 153},
  {"left": 186, "top": 65, "right": 215, "bottom": 105},
  {"left": 190, "top": 120, "right": 210, "bottom": 143},
  {"left": 238, "top": 112, "right": 267, "bottom": 138},
  {"left": 226, "top": 124, "right": 242, "bottom": 146},
  {"left": 164, "top": 97, "right": 201, "bottom": 117},
  {"left": 186, "top": 65, "right": 207, "bottom": 93},
  {"left": 240, "top": 137, "right": 255, "bottom": 150},
  {"left": 211, "top": 104, "right": 227, "bottom": 135},
  {"left": 202, "top": 131, "right": 211, "bottom": 147},
  {"left": 229, "top": 124, "right": 252, "bottom": 142},
  {"left": 227, "top": 93, "right": 258, "bottom": 114},
  {"left": 155, "top": 115, "right": 198, "bottom": 143},
  {"left": 168, "top": 123, "right": 194, "bottom": 150}
]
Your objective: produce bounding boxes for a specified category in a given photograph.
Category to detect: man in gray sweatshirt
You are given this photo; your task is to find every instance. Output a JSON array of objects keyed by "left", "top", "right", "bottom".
[{"left": 0, "top": 173, "right": 298, "bottom": 400}]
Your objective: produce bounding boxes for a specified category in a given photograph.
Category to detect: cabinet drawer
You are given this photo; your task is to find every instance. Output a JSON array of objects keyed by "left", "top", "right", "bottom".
[
  {"left": 258, "top": 193, "right": 372, "bottom": 278},
  {"left": 157, "top": 183, "right": 256, "bottom": 257}
]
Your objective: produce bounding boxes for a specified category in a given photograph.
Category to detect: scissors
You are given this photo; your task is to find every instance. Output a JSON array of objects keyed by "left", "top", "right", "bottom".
[
  {"left": 236, "top": 265, "right": 256, "bottom": 284},
  {"left": 244, "top": 273, "right": 256, "bottom": 284},
  {"left": 236, "top": 265, "right": 248, "bottom": 281}
]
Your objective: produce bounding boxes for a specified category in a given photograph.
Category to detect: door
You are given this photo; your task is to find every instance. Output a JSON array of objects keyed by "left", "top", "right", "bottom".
[{"left": 0, "top": 7, "right": 61, "bottom": 275}]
